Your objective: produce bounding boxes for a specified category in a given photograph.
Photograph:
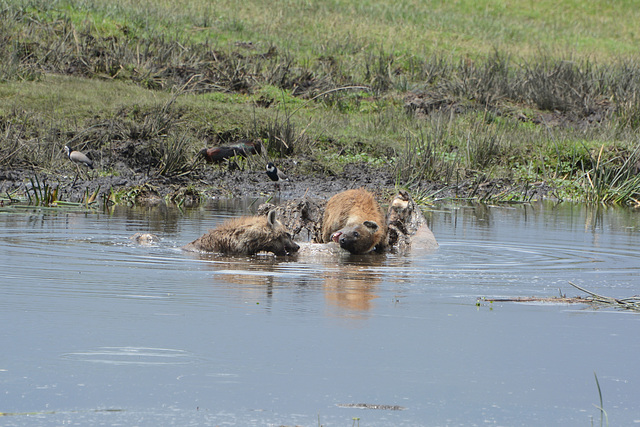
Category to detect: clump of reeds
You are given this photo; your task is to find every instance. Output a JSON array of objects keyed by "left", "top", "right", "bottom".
[
  {"left": 23, "top": 174, "right": 99, "bottom": 208},
  {"left": 464, "top": 121, "right": 504, "bottom": 170},
  {"left": 582, "top": 145, "right": 640, "bottom": 205},
  {"left": 392, "top": 124, "right": 458, "bottom": 188},
  {"left": 364, "top": 50, "right": 394, "bottom": 94},
  {"left": 26, "top": 175, "right": 58, "bottom": 206},
  {"left": 152, "top": 131, "right": 194, "bottom": 177},
  {"left": 260, "top": 113, "right": 312, "bottom": 157}
]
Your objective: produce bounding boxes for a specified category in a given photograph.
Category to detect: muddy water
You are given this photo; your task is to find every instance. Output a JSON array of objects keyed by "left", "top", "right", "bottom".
[{"left": 1, "top": 200, "right": 639, "bottom": 426}]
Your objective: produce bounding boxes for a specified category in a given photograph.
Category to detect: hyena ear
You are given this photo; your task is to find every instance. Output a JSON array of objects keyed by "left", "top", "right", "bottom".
[
  {"left": 363, "top": 220, "right": 379, "bottom": 232},
  {"left": 267, "top": 210, "right": 277, "bottom": 227}
]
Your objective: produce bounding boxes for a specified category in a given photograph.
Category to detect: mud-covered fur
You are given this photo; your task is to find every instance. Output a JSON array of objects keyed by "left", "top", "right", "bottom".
[
  {"left": 182, "top": 210, "right": 299, "bottom": 255},
  {"left": 386, "top": 190, "right": 438, "bottom": 253},
  {"left": 320, "top": 188, "right": 387, "bottom": 254},
  {"left": 257, "top": 197, "right": 326, "bottom": 242}
]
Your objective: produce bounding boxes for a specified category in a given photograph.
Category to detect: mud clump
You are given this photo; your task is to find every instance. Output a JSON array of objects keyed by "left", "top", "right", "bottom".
[
  {"left": 133, "top": 184, "right": 164, "bottom": 206},
  {"left": 257, "top": 197, "right": 326, "bottom": 242},
  {"left": 386, "top": 189, "right": 438, "bottom": 253}
]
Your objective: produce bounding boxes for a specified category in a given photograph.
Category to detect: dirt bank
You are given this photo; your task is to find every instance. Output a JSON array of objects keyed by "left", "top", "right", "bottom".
[
  {"left": 0, "top": 154, "right": 555, "bottom": 208},
  {"left": 0, "top": 156, "right": 555, "bottom": 208}
]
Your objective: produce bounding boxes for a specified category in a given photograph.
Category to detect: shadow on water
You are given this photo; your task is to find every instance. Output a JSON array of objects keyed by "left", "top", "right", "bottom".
[{"left": 1, "top": 200, "right": 640, "bottom": 426}]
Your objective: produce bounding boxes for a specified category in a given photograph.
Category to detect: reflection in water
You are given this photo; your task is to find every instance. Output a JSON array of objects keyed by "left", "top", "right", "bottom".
[
  {"left": 1, "top": 201, "right": 640, "bottom": 426},
  {"left": 185, "top": 248, "right": 391, "bottom": 316},
  {"left": 185, "top": 254, "right": 385, "bottom": 316},
  {"left": 323, "top": 263, "right": 380, "bottom": 313},
  {"left": 321, "top": 256, "right": 389, "bottom": 316}
]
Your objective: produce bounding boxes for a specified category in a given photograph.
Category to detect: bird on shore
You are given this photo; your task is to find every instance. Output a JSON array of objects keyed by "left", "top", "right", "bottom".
[
  {"left": 266, "top": 162, "right": 288, "bottom": 183},
  {"left": 64, "top": 145, "right": 94, "bottom": 169},
  {"left": 266, "top": 162, "right": 290, "bottom": 192}
]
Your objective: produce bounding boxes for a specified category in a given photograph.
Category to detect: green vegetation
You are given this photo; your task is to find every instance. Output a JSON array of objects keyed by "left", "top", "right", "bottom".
[
  {"left": 593, "top": 372, "right": 609, "bottom": 427},
  {"left": 1, "top": 0, "right": 640, "bottom": 204}
]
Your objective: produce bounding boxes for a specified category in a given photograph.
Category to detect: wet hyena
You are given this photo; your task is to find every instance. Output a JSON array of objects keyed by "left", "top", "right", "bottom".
[
  {"left": 182, "top": 210, "right": 299, "bottom": 256},
  {"left": 320, "top": 188, "right": 387, "bottom": 254}
]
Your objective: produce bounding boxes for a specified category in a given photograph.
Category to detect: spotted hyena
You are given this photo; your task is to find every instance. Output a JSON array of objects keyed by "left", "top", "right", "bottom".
[
  {"left": 320, "top": 188, "right": 387, "bottom": 254},
  {"left": 182, "top": 210, "right": 299, "bottom": 255}
]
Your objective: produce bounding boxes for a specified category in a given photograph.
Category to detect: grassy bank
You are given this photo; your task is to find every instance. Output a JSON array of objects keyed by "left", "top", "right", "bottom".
[{"left": 1, "top": 0, "right": 640, "bottom": 205}]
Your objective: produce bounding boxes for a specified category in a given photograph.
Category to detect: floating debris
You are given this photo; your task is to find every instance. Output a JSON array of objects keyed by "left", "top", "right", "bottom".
[
  {"left": 479, "top": 282, "right": 640, "bottom": 313},
  {"left": 477, "top": 296, "right": 590, "bottom": 305},
  {"left": 336, "top": 403, "right": 406, "bottom": 411},
  {"left": 0, "top": 408, "right": 123, "bottom": 417},
  {"left": 568, "top": 281, "right": 640, "bottom": 312}
]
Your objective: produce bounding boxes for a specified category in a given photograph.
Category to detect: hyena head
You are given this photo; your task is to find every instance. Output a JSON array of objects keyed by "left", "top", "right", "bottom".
[
  {"left": 252, "top": 210, "right": 299, "bottom": 255},
  {"left": 331, "top": 220, "right": 380, "bottom": 254}
]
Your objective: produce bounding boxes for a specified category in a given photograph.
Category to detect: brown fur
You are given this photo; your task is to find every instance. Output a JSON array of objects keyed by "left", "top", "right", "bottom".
[
  {"left": 320, "top": 189, "right": 387, "bottom": 254},
  {"left": 386, "top": 190, "right": 438, "bottom": 253},
  {"left": 182, "top": 210, "right": 299, "bottom": 255}
]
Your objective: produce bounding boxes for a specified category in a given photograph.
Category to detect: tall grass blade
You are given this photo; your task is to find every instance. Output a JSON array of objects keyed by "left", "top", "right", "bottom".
[{"left": 593, "top": 372, "right": 609, "bottom": 427}]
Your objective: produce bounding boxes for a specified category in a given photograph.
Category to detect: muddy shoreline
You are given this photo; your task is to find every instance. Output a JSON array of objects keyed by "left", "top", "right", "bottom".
[{"left": 0, "top": 158, "right": 553, "bottom": 208}]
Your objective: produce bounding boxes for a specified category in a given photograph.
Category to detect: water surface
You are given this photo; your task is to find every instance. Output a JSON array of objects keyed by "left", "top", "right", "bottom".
[{"left": 1, "top": 201, "right": 639, "bottom": 426}]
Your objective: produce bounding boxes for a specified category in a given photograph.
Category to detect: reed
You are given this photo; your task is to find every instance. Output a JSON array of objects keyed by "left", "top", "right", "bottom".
[
  {"left": 393, "top": 114, "right": 458, "bottom": 188},
  {"left": 582, "top": 145, "right": 640, "bottom": 205},
  {"left": 26, "top": 175, "right": 58, "bottom": 206},
  {"left": 153, "top": 132, "right": 194, "bottom": 177},
  {"left": 593, "top": 372, "right": 609, "bottom": 427}
]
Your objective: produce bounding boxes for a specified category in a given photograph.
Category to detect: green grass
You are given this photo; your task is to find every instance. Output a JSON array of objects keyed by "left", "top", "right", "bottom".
[
  {"left": 7, "top": 0, "right": 640, "bottom": 67},
  {"left": 48, "top": 0, "right": 640, "bottom": 59},
  {"left": 2, "top": 0, "right": 640, "bottom": 204},
  {"left": 0, "top": 74, "right": 163, "bottom": 119}
]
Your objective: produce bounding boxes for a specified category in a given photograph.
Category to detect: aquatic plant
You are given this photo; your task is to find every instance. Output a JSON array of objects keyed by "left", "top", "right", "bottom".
[
  {"left": 153, "top": 131, "right": 194, "bottom": 177},
  {"left": 26, "top": 175, "right": 58, "bottom": 206},
  {"left": 593, "top": 372, "right": 609, "bottom": 427}
]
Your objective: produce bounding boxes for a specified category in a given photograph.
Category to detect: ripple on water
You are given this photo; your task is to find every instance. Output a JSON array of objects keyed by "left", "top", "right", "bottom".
[
  {"left": 60, "top": 347, "right": 197, "bottom": 366},
  {"left": 432, "top": 239, "right": 640, "bottom": 273}
]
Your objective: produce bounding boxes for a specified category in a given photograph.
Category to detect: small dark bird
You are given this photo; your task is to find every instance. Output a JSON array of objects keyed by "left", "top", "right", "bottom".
[
  {"left": 64, "top": 145, "right": 94, "bottom": 169},
  {"left": 266, "top": 162, "right": 288, "bottom": 183}
]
